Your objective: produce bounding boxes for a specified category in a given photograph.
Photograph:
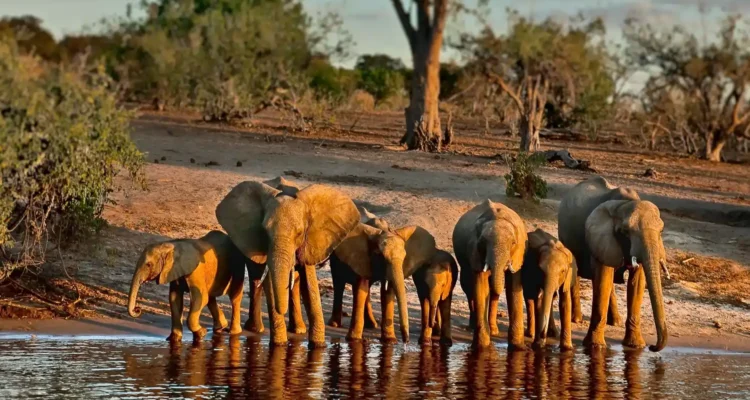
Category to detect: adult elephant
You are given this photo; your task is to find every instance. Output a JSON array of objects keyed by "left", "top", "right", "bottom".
[
  {"left": 216, "top": 179, "right": 359, "bottom": 348},
  {"left": 332, "top": 222, "right": 437, "bottom": 343},
  {"left": 558, "top": 176, "right": 669, "bottom": 352},
  {"left": 453, "top": 199, "right": 528, "bottom": 349}
]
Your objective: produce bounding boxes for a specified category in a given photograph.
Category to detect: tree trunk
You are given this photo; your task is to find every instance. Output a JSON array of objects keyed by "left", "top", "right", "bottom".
[
  {"left": 704, "top": 131, "right": 727, "bottom": 162},
  {"left": 519, "top": 114, "right": 540, "bottom": 152},
  {"left": 392, "top": 0, "right": 448, "bottom": 152}
]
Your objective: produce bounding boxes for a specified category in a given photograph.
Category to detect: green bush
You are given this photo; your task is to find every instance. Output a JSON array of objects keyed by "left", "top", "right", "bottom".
[
  {"left": 357, "top": 67, "right": 405, "bottom": 105},
  {"left": 504, "top": 152, "right": 548, "bottom": 202},
  {"left": 0, "top": 38, "right": 144, "bottom": 280}
]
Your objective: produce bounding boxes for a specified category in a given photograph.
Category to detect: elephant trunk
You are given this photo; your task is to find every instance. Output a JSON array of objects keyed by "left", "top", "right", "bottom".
[
  {"left": 491, "top": 261, "right": 506, "bottom": 297},
  {"left": 428, "top": 286, "right": 441, "bottom": 328},
  {"left": 269, "top": 242, "right": 295, "bottom": 316},
  {"left": 390, "top": 264, "right": 410, "bottom": 342},
  {"left": 128, "top": 268, "right": 149, "bottom": 318},
  {"left": 643, "top": 237, "right": 668, "bottom": 352},
  {"left": 538, "top": 267, "right": 558, "bottom": 341}
]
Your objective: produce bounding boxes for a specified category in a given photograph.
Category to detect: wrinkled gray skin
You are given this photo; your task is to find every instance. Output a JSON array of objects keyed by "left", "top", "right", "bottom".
[{"left": 558, "top": 176, "right": 669, "bottom": 352}]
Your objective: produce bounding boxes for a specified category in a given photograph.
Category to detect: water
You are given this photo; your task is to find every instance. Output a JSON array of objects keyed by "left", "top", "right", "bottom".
[{"left": 0, "top": 334, "right": 749, "bottom": 399}]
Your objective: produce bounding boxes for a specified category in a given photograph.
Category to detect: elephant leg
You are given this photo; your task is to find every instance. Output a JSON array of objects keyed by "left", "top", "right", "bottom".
[
  {"left": 506, "top": 271, "right": 527, "bottom": 351},
  {"left": 299, "top": 264, "right": 326, "bottom": 348},
  {"left": 364, "top": 290, "right": 379, "bottom": 329},
  {"left": 380, "top": 282, "right": 397, "bottom": 343},
  {"left": 472, "top": 271, "right": 491, "bottom": 348},
  {"left": 168, "top": 282, "right": 184, "bottom": 342},
  {"left": 263, "top": 274, "right": 288, "bottom": 346},
  {"left": 439, "top": 295, "right": 453, "bottom": 346},
  {"left": 623, "top": 267, "right": 647, "bottom": 349},
  {"left": 547, "top": 292, "right": 559, "bottom": 338},
  {"left": 208, "top": 296, "right": 229, "bottom": 332},
  {"left": 228, "top": 279, "right": 244, "bottom": 335},
  {"left": 245, "top": 280, "right": 265, "bottom": 333},
  {"left": 583, "top": 261, "right": 614, "bottom": 348},
  {"left": 525, "top": 297, "right": 535, "bottom": 339},
  {"left": 571, "top": 275, "right": 583, "bottom": 324},
  {"left": 418, "top": 296, "right": 432, "bottom": 345},
  {"left": 607, "top": 288, "right": 623, "bottom": 327},
  {"left": 559, "top": 287, "right": 573, "bottom": 350},
  {"left": 187, "top": 287, "right": 209, "bottom": 340},
  {"left": 289, "top": 271, "right": 307, "bottom": 334},
  {"left": 328, "top": 275, "right": 346, "bottom": 328},
  {"left": 488, "top": 292, "right": 501, "bottom": 337},
  {"left": 533, "top": 295, "right": 546, "bottom": 349},
  {"left": 346, "top": 277, "right": 369, "bottom": 341},
  {"left": 434, "top": 308, "right": 442, "bottom": 333}
]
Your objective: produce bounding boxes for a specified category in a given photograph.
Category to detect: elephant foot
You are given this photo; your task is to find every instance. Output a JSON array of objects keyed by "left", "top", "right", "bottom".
[
  {"left": 524, "top": 328, "right": 533, "bottom": 338},
  {"left": 192, "top": 327, "right": 208, "bottom": 341},
  {"left": 583, "top": 332, "right": 607, "bottom": 349},
  {"left": 213, "top": 325, "right": 229, "bottom": 334},
  {"left": 345, "top": 333, "right": 363, "bottom": 342},
  {"left": 381, "top": 334, "right": 398, "bottom": 344},
  {"left": 622, "top": 332, "right": 646, "bottom": 349},
  {"left": 269, "top": 339, "right": 288, "bottom": 347},
  {"left": 508, "top": 340, "right": 528, "bottom": 352},
  {"left": 439, "top": 337, "right": 454, "bottom": 347},
  {"left": 229, "top": 325, "right": 243, "bottom": 335},
  {"left": 418, "top": 336, "right": 432, "bottom": 346},
  {"left": 573, "top": 314, "right": 584, "bottom": 324},
  {"left": 327, "top": 318, "right": 342, "bottom": 328},
  {"left": 308, "top": 341, "right": 327, "bottom": 350},
  {"left": 490, "top": 326, "right": 501, "bottom": 337},
  {"left": 532, "top": 339, "right": 546, "bottom": 351},
  {"left": 472, "top": 332, "right": 492, "bottom": 349},
  {"left": 166, "top": 332, "right": 183, "bottom": 343},
  {"left": 559, "top": 342, "right": 574, "bottom": 351},
  {"left": 290, "top": 326, "right": 307, "bottom": 335},
  {"left": 244, "top": 320, "right": 265, "bottom": 334}
]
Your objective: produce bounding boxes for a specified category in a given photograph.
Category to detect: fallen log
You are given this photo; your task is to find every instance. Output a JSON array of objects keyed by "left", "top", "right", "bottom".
[{"left": 538, "top": 149, "right": 597, "bottom": 172}]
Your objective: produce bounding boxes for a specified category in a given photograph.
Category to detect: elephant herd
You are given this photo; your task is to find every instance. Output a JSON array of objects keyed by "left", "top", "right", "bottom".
[{"left": 127, "top": 175, "right": 670, "bottom": 352}]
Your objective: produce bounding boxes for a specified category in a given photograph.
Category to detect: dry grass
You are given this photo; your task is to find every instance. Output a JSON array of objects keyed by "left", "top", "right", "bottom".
[{"left": 669, "top": 250, "right": 750, "bottom": 309}]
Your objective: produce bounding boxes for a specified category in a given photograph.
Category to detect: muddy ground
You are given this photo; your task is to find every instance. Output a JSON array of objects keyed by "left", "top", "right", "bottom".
[{"left": 2, "top": 109, "right": 749, "bottom": 351}]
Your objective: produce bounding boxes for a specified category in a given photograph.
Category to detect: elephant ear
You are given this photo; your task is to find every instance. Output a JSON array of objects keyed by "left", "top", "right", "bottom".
[
  {"left": 216, "top": 181, "right": 279, "bottom": 264},
  {"left": 509, "top": 219, "right": 528, "bottom": 273},
  {"left": 395, "top": 226, "right": 437, "bottom": 277},
  {"left": 585, "top": 200, "right": 628, "bottom": 267},
  {"left": 158, "top": 241, "right": 203, "bottom": 284},
  {"left": 263, "top": 176, "right": 301, "bottom": 196},
  {"left": 334, "top": 223, "right": 382, "bottom": 278},
  {"left": 296, "top": 184, "right": 360, "bottom": 266}
]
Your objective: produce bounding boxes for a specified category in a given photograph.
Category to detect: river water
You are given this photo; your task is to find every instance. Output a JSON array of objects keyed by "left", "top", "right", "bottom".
[{"left": 0, "top": 334, "right": 748, "bottom": 399}]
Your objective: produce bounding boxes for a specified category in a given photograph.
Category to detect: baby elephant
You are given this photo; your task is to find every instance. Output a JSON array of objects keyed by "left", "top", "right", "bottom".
[
  {"left": 413, "top": 250, "right": 458, "bottom": 346},
  {"left": 128, "top": 230, "right": 246, "bottom": 342},
  {"left": 522, "top": 229, "right": 576, "bottom": 350}
]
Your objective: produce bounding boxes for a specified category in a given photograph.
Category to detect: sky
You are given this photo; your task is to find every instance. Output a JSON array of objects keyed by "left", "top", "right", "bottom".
[{"left": 1, "top": 0, "right": 748, "bottom": 69}]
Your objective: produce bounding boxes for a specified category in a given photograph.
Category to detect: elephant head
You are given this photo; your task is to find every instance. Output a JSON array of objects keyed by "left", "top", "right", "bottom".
[
  {"left": 128, "top": 240, "right": 201, "bottom": 318},
  {"left": 585, "top": 200, "right": 668, "bottom": 352},
  {"left": 216, "top": 181, "right": 359, "bottom": 316},
  {"left": 333, "top": 223, "right": 436, "bottom": 342},
  {"left": 472, "top": 200, "right": 527, "bottom": 296},
  {"left": 423, "top": 260, "right": 452, "bottom": 328},
  {"left": 527, "top": 229, "right": 574, "bottom": 343},
  {"left": 361, "top": 207, "right": 391, "bottom": 231}
]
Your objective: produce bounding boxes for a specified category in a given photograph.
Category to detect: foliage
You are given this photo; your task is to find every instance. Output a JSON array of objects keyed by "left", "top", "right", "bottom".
[
  {"left": 355, "top": 54, "right": 405, "bottom": 71},
  {"left": 0, "top": 16, "right": 59, "bottom": 61},
  {"left": 624, "top": 14, "right": 750, "bottom": 161},
  {"left": 0, "top": 38, "right": 144, "bottom": 281},
  {"left": 357, "top": 67, "right": 405, "bottom": 105},
  {"left": 307, "top": 56, "right": 359, "bottom": 104},
  {"left": 504, "top": 152, "right": 548, "bottom": 202}
]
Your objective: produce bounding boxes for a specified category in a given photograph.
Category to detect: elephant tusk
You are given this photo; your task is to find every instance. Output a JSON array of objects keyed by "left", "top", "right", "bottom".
[
  {"left": 483, "top": 263, "right": 489, "bottom": 272},
  {"left": 290, "top": 268, "right": 295, "bottom": 291},
  {"left": 631, "top": 256, "right": 639, "bottom": 269},
  {"left": 257, "top": 266, "right": 269, "bottom": 288},
  {"left": 384, "top": 280, "right": 388, "bottom": 292},
  {"left": 507, "top": 260, "right": 515, "bottom": 273}
]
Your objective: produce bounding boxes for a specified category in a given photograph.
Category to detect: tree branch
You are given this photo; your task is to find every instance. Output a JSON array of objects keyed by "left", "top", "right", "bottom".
[
  {"left": 488, "top": 71, "right": 524, "bottom": 113},
  {"left": 391, "top": 0, "right": 416, "bottom": 46},
  {"left": 430, "top": 0, "right": 449, "bottom": 43}
]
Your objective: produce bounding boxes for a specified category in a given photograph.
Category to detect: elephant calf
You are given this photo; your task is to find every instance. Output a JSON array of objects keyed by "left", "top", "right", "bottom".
[
  {"left": 521, "top": 229, "right": 575, "bottom": 350},
  {"left": 413, "top": 250, "right": 458, "bottom": 345},
  {"left": 128, "top": 230, "right": 246, "bottom": 342}
]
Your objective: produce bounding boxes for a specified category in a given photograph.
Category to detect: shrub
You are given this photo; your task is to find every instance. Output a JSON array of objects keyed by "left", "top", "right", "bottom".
[
  {"left": 504, "top": 152, "right": 548, "bottom": 202},
  {"left": 0, "top": 38, "right": 144, "bottom": 281}
]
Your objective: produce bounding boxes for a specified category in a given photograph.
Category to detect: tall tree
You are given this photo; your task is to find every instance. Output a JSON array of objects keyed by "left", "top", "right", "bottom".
[
  {"left": 625, "top": 15, "right": 750, "bottom": 162},
  {"left": 392, "top": 0, "right": 449, "bottom": 151}
]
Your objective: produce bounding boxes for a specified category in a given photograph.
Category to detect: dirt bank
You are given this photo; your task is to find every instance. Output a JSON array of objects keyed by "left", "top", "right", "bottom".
[{"left": 2, "top": 111, "right": 749, "bottom": 351}]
